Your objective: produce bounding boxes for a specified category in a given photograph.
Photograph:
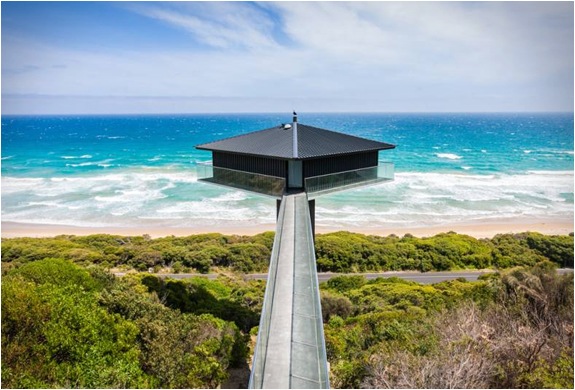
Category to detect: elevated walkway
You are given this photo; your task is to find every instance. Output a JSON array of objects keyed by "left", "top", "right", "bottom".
[{"left": 249, "top": 193, "right": 330, "bottom": 389}]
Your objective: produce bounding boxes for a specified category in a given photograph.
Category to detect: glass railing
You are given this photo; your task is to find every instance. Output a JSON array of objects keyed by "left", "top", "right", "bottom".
[
  {"left": 305, "top": 162, "right": 394, "bottom": 196},
  {"left": 293, "top": 195, "right": 330, "bottom": 389},
  {"left": 197, "top": 162, "right": 286, "bottom": 198},
  {"left": 249, "top": 196, "right": 287, "bottom": 388},
  {"left": 197, "top": 162, "right": 394, "bottom": 198}
]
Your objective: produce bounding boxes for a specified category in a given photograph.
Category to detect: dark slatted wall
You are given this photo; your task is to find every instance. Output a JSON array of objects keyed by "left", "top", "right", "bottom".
[
  {"left": 213, "top": 152, "right": 287, "bottom": 178},
  {"left": 303, "top": 152, "right": 378, "bottom": 178}
]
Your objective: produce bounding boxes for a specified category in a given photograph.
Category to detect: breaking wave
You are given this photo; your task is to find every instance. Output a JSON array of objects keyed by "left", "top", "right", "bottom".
[{"left": 2, "top": 169, "right": 572, "bottom": 230}]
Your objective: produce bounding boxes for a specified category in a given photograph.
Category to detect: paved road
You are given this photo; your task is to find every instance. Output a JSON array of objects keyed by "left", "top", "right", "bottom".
[{"left": 114, "top": 269, "right": 573, "bottom": 284}]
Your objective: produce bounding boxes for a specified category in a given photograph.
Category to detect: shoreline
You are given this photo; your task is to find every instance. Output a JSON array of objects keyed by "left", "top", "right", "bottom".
[{"left": 2, "top": 217, "right": 573, "bottom": 239}]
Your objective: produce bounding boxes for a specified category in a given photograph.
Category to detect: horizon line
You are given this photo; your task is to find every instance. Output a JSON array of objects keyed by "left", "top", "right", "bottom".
[{"left": 2, "top": 111, "right": 574, "bottom": 117}]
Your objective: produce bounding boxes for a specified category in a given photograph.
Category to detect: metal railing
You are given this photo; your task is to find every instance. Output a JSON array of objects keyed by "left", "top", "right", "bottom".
[
  {"left": 196, "top": 162, "right": 286, "bottom": 198},
  {"left": 305, "top": 163, "right": 394, "bottom": 196}
]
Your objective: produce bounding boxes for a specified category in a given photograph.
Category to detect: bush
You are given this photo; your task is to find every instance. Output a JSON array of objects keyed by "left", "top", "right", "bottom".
[
  {"left": 10, "top": 258, "right": 100, "bottom": 291},
  {"left": 343, "top": 266, "right": 575, "bottom": 389},
  {"left": 325, "top": 275, "right": 366, "bottom": 293},
  {"left": 2, "top": 262, "right": 145, "bottom": 388},
  {"left": 321, "top": 291, "right": 354, "bottom": 321},
  {"left": 228, "top": 243, "right": 270, "bottom": 272},
  {"left": 2, "top": 259, "right": 257, "bottom": 389},
  {"left": 524, "top": 232, "right": 574, "bottom": 268}
]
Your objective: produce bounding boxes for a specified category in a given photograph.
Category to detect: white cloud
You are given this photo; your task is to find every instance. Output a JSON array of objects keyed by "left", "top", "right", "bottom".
[
  {"left": 2, "top": 1, "right": 573, "bottom": 114},
  {"left": 128, "top": 2, "right": 278, "bottom": 50},
  {"left": 271, "top": 1, "right": 573, "bottom": 85},
  {"left": 1, "top": 35, "right": 309, "bottom": 98}
]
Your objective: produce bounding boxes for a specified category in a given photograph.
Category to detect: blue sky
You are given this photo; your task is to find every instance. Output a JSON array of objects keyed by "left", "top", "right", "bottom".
[{"left": 2, "top": 1, "right": 573, "bottom": 114}]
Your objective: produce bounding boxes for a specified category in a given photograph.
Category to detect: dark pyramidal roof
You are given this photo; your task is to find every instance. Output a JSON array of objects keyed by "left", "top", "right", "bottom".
[{"left": 196, "top": 123, "right": 395, "bottom": 159}]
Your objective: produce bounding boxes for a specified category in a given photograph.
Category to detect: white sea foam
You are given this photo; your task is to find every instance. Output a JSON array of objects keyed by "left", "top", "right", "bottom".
[
  {"left": 66, "top": 162, "right": 96, "bottom": 167},
  {"left": 211, "top": 191, "right": 248, "bottom": 202},
  {"left": 95, "top": 188, "right": 167, "bottom": 203},
  {"left": 312, "top": 170, "right": 574, "bottom": 228},
  {"left": 153, "top": 199, "right": 272, "bottom": 222},
  {"left": 66, "top": 159, "right": 115, "bottom": 168},
  {"left": 533, "top": 149, "right": 574, "bottom": 156},
  {"left": 2, "top": 169, "right": 572, "bottom": 229},
  {"left": 50, "top": 174, "right": 123, "bottom": 183},
  {"left": 526, "top": 170, "right": 574, "bottom": 177},
  {"left": 2, "top": 177, "right": 45, "bottom": 194},
  {"left": 61, "top": 154, "right": 93, "bottom": 159},
  {"left": 436, "top": 153, "right": 462, "bottom": 160}
]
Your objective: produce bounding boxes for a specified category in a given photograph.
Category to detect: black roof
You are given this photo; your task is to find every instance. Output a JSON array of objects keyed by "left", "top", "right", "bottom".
[{"left": 196, "top": 123, "right": 395, "bottom": 159}]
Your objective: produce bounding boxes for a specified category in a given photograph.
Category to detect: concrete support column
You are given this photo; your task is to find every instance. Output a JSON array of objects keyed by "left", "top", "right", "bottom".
[
  {"left": 277, "top": 199, "right": 282, "bottom": 220},
  {"left": 308, "top": 199, "right": 315, "bottom": 239}
]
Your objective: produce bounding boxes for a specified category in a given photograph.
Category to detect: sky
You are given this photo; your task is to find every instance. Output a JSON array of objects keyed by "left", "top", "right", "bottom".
[{"left": 1, "top": 1, "right": 574, "bottom": 114}]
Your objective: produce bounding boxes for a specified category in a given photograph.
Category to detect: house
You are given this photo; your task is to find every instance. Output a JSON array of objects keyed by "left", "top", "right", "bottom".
[{"left": 196, "top": 112, "right": 395, "bottom": 198}]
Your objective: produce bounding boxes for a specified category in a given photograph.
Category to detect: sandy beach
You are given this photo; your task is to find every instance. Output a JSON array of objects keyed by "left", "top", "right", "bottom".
[{"left": 2, "top": 216, "right": 573, "bottom": 239}]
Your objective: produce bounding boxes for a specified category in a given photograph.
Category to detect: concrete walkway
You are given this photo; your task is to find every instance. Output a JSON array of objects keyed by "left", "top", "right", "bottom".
[{"left": 250, "top": 193, "right": 329, "bottom": 389}]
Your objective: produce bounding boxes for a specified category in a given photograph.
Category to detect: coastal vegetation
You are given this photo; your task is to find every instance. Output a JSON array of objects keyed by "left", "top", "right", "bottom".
[
  {"left": 2, "top": 231, "right": 573, "bottom": 274},
  {"left": 322, "top": 264, "right": 573, "bottom": 388},
  {"left": 2, "top": 231, "right": 573, "bottom": 388},
  {"left": 2, "top": 258, "right": 264, "bottom": 388}
]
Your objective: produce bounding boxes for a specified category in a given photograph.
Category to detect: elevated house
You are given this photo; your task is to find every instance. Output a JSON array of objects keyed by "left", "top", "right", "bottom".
[
  {"left": 196, "top": 113, "right": 395, "bottom": 388},
  {"left": 196, "top": 112, "right": 395, "bottom": 232}
]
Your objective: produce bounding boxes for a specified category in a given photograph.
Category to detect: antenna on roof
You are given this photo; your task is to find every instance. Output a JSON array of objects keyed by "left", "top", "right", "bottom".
[{"left": 292, "top": 111, "right": 298, "bottom": 158}]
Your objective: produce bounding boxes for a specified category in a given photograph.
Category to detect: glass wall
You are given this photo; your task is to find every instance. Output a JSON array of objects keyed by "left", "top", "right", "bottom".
[
  {"left": 197, "top": 162, "right": 286, "bottom": 197},
  {"left": 197, "top": 161, "right": 393, "bottom": 198},
  {"left": 305, "top": 162, "right": 394, "bottom": 196}
]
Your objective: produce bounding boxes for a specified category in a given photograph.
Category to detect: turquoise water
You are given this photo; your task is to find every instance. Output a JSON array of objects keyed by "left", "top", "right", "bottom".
[{"left": 2, "top": 113, "right": 573, "bottom": 230}]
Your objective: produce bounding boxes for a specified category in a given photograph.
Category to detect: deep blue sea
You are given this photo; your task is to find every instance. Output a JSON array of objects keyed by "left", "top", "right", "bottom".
[{"left": 2, "top": 113, "right": 573, "bottom": 230}]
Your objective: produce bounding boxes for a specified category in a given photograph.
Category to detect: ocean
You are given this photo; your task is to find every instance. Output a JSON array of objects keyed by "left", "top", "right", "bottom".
[{"left": 1, "top": 113, "right": 573, "bottom": 232}]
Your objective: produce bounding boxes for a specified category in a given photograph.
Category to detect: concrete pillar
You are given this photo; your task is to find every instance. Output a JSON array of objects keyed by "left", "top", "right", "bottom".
[
  {"left": 276, "top": 199, "right": 282, "bottom": 220},
  {"left": 308, "top": 198, "right": 315, "bottom": 239}
]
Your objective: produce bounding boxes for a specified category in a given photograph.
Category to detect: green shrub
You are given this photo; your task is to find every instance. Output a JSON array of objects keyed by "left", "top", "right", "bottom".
[
  {"left": 325, "top": 275, "right": 366, "bottom": 292},
  {"left": 3, "top": 231, "right": 572, "bottom": 275},
  {"left": 2, "top": 258, "right": 256, "bottom": 389},
  {"left": 321, "top": 291, "right": 354, "bottom": 321}
]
